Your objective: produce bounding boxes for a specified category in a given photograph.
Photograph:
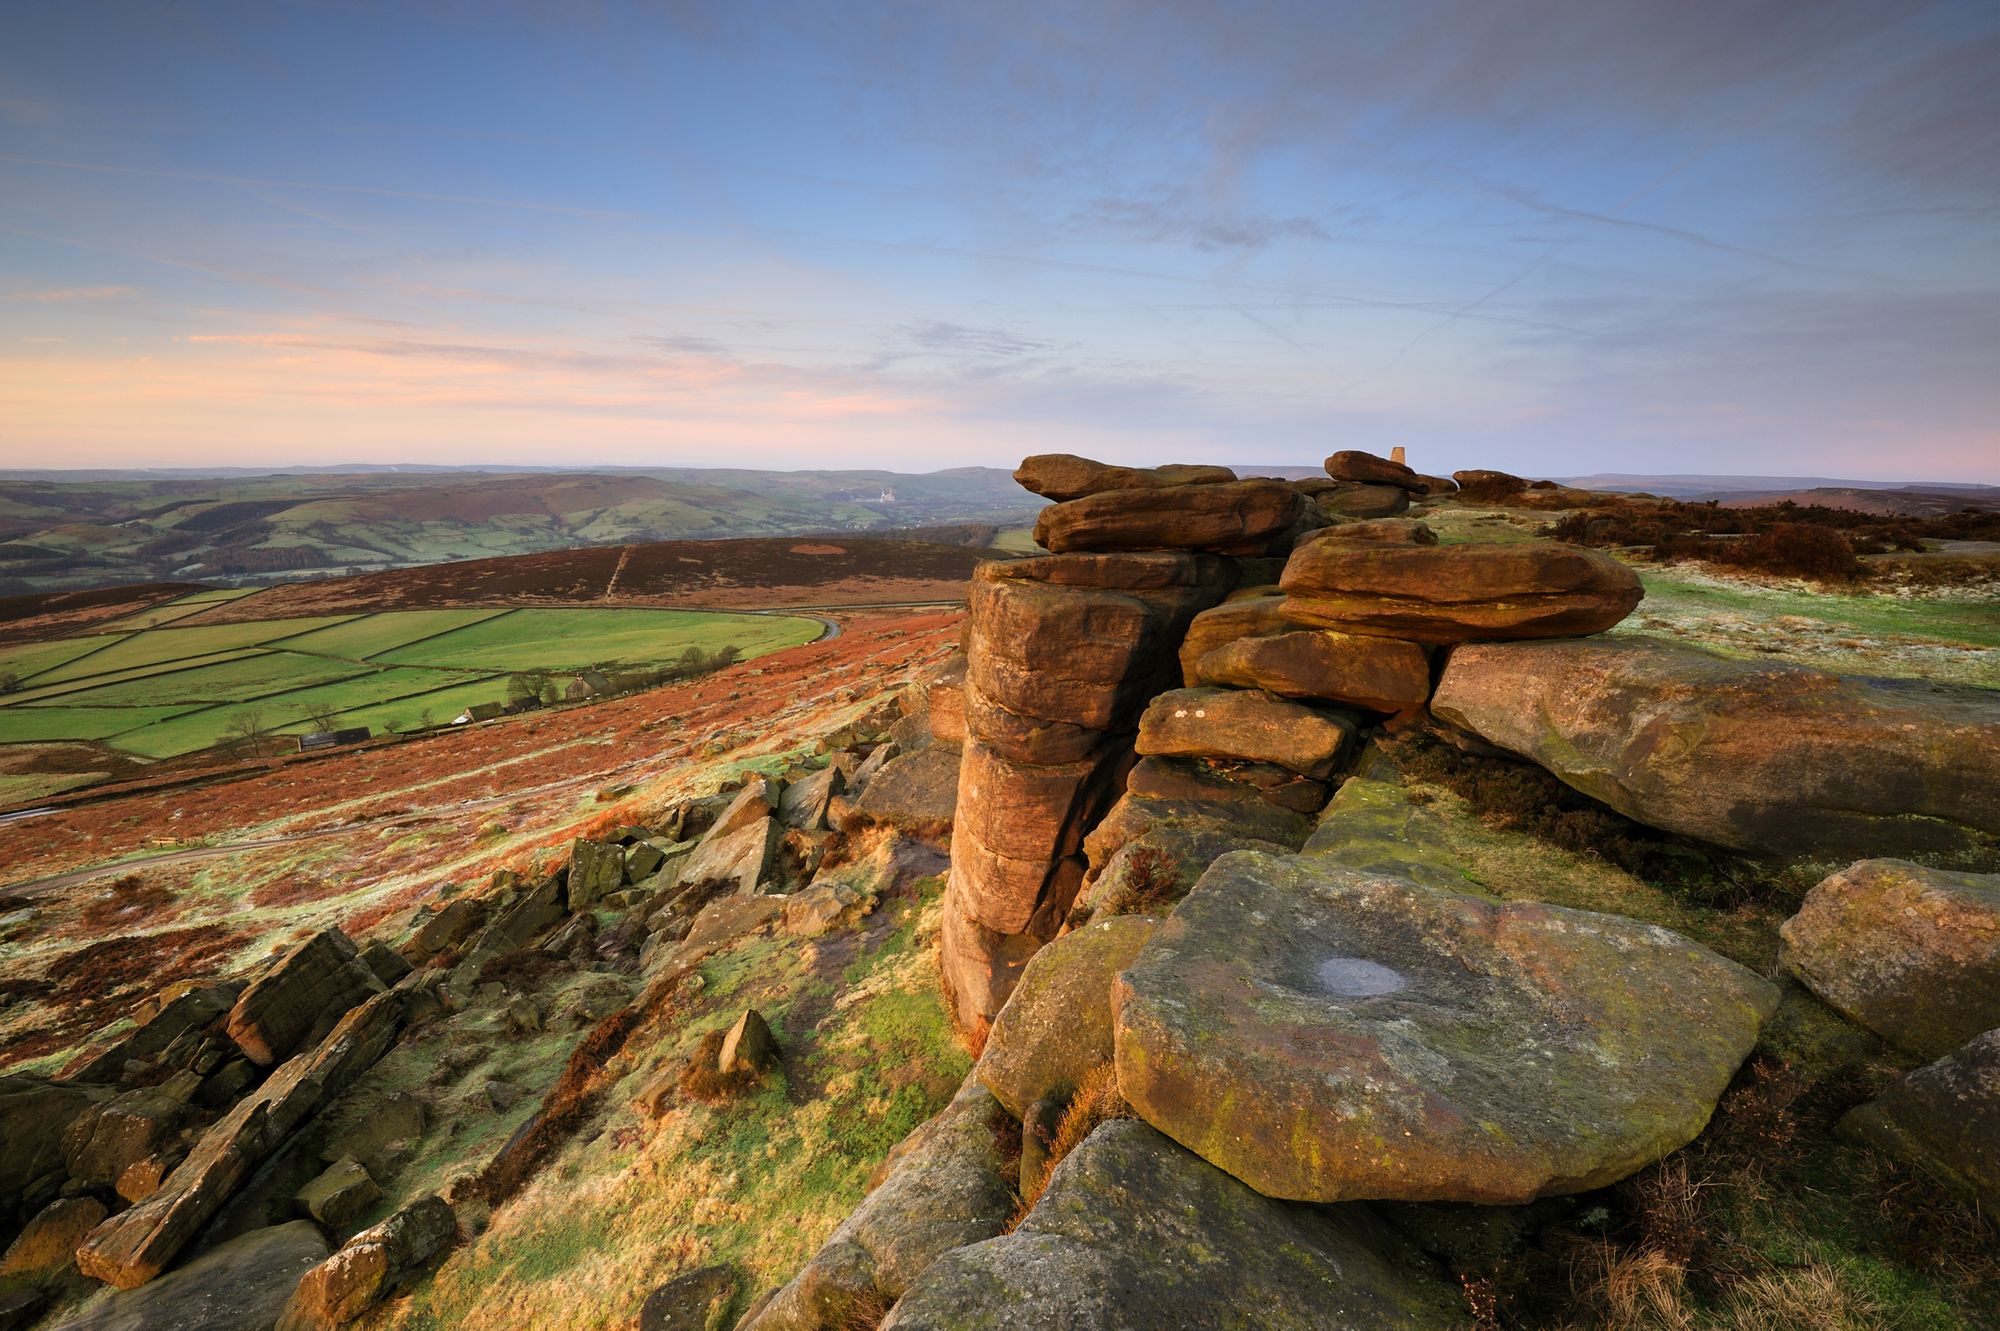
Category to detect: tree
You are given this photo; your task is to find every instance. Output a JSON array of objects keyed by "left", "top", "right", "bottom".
[
  {"left": 303, "top": 705, "right": 341, "bottom": 734},
  {"left": 678, "top": 645, "right": 708, "bottom": 675},
  {"left": 507, "top": 671, "right": 548, "bottom": 703},
  {"left": 224, "top": 706, "right": 274, "bottom": 757},
  {"left": 0, "top": 672, "right": 18, "bottom": 696},
  {"left": 714, "top": 644, "right": 742, "bottom": 667}
]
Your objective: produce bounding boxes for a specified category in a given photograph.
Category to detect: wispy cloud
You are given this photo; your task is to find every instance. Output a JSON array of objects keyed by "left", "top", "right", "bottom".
[{"left": 8, "top": 284, "right": 140, "bottom": 303}]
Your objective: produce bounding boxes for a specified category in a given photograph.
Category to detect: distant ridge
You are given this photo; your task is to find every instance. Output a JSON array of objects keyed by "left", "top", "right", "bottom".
[{"left": 1556, "top": 473, "right": 2000, "bottom": 497}]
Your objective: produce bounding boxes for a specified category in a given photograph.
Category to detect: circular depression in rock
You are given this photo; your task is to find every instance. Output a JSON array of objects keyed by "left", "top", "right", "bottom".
[{"left": 1314, "top": 956, "right": 1406, "bottom": 997}]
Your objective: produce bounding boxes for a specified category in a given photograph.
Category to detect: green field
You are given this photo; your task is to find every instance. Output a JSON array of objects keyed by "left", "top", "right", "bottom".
[
  {"left": 0, "top": 603, "right": 824, "bottom": 765},
  {"left": 376, "top": 608, "right": 821, "bottom": 672}
]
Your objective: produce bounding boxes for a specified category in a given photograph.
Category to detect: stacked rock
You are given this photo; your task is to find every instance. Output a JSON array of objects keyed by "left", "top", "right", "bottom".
[{"left": 940, "top": 456, "right": 1322, "bottom": 1033}]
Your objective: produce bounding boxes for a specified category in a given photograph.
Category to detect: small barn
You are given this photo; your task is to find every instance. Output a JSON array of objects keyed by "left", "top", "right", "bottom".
[
  {"left": 452, "top": 701, "right": 506, "bottom": 725},
  {"left": 565, "top": 670, "right": 612, "bottom": 701},
  {"left": 296, "top": 726, "right": 371, "bottom": 753}
]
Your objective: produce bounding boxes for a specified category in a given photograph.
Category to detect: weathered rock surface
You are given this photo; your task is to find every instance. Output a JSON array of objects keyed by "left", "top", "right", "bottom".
[
  {"left": 779, "top": 766, "right": 845, "bottom": 832},
  {"left": 566, "top": 838, "right": 627, "bottom": 909},
  {"left": 59, "top": 1221, "right": 330, "bottom": 1331},
  {"left": 1780, "top": 860, "right": 2000, "bottom": 1059},
  {"left": 925, "top": 655, "right": 968, "bottom": 745},
  {"left": 720, "top": 1009, "right": 779, "bottom": 1077},
  {"left": 1135, "top": 687, "right": 1356, "bottom": 778},
  {"left": 882, "top": 1120, "right": 1469, "bottom": 1330},
  {"left": 639, "top": 1265, "right": 736, "bottom": 1331},
  {"left": 976, "top": 916, "right": 1157, "bottom": 1118},
  {"left": 1316, "top": 482, "right": 1411, "bottom": 519},
  {"left": 1176, "top": 595, "right": 1290, "bottom": 683},
  {"left": 225, "top": 929, "right": 385, "bottom": 1067},
  {"left": 61, "top": 1083, "right": 190, "bottom": 1189},
  {"left": 1189, "top": 628, "right": 1431, "bottom": 713},
  {"left": 1302, "top": 749, "right": 1483, "bottom": 896},
  {"left": 78, "top": 990, "right": 405, "bottom": 1289},
  {"left": 1124, "top": 755, "right": 1327, "bottom": 815},
  {"left": 1014, "top": 453, "right": 1234, "bottom": 502},
  {"left": 672, "top": 816, "right": 780, "bottom": 896},
  {"left": 1840, "top": 1028, "right": 1999, "bottom": 1213},
  {"left": 276, "top": 1195, "right": 457, "bottom": 1331},
  {"left": 69, "top": 983, "right": 240, "bottom": 1085},
  {"left": 1325, "top": 449, "right": 1425, "bottom": 492},
  {"left": 1, "top": 1077, "right": 107, "bottom": 1239},
  {"left": 848, "top": 746, "right": 961, "bottom": 840},
  {"left": 1431, "top": 637, "right": 2000, "bottom": 859},
  {"left": 1033, "top": 480, "right": 1314, "bottom": 556},
  {"left": 296, "top": 1157, "right": 382, "bottom": 1229},
  {"left": 1452, "top": 468, "right": 1529, "bottom": 501},
  {"left": 1115, "top": 853, "right": 1778, "bottom": 1203},
  {"left": 1280, "top": 539, "right": 1641, "bottom": 643},
  {"left": 0, "top": 1197, "right": 105, "bottom": 1280},
  {"left": 745, "top": 1081, "right": 1016, "bottom": 1330},
  {"left": 1083, "top": 793, "right": 1313, "bottom": 878}
]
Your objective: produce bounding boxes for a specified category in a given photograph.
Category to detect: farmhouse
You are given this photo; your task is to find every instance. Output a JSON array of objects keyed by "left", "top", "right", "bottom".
[{"left": 565, "top": 669, "right": 612, "bottom": 701}]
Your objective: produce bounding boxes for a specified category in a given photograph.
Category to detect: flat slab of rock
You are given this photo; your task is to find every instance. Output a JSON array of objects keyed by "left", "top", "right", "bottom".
[
  {"left": 1189, "top": 628, "right": 1431, "bottom": 713},
  {"left": 1316, "top": 483, "right": 1411, "bottom": 519},
  {"left": 1325, "top": 450, "right": 1425, "bottom": 492},
  {"left": 1033, "top": 480, "right": 1314, "bottom": 556},
  {"left": 1432, "top": 637, "right": 2000, "bottom": 859},
  {"left": 1302, "top": 750, "right": 1484, "bottom": 897},
  {"left": 1015, "top": 453, "right": 1235, "bottom": 502},
  {"left": 1840, "top": 1028, "right": 1999, "bottom": 1213},
  {"left": 849, "top": 746, "right": 962, "bottom": 841},
  {"left": 1781, "top": 860, "right": 2000, "bottom": 1059},
  {"left": 1135, "top": 687, "right": 1356, "bottom": 778},
  {"left": 745, "top": 1081, "right": 1016, "bottom": 1330},
  {"left": 1115, "top": 853, "right": 1778, "bottom": 1204},
  {"left": 58, "top": 1221, "right": 329, "bottom": 1331},
  {"left": 1280, "top": 540, "right": 1640, "bottom": 643},
  {"left": 882, "top": 1120, "right": 1468, "bottom": 1330}
]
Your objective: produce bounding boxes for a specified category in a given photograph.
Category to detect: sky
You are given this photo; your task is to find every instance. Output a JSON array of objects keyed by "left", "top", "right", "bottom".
[{"left": 2, "top": 1, "right": 1997, "bottom": 480}]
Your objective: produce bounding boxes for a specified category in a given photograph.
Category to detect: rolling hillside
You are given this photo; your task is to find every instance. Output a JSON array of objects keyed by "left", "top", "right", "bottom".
[{"left": 0, "top": 466, "right": 1039, "bottom": 593}]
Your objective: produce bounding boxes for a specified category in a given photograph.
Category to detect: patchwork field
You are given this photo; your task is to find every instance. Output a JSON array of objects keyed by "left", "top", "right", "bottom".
[{"left": 0, "top": 592, "right": 824, "bottom": 783}]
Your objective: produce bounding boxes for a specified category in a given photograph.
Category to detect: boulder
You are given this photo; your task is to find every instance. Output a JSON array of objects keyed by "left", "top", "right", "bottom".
[
  {"left": 1325, "top": 449, "right": 1425, "bottom": 492},
  {"left": 355, "top": 943, "right": 411, "bottom": 988},
  {"left": 225, "top": 929, "right": 385, "bottom": 1067},
  {"left": 1302, "top": 749, "right": 1483, "bottom": 896},
  {"left": 1032, "top": 480, "right": 1314, "bottom": 556},
  {"left": 778, "top": 767, "right": 845, "bottom": 831},
  {"left": 1317, "top": 483, "right": 1410, "bottom": 519},
  {"left": 69, "top": 983, "right": 240, "bottom": 1085},
  {"left": 321, "top": 1091, "right": 428, "bottom": 1177},
  {"left": 398, "top": 896, "right": 488, "bottom": 964},
  {"left": 719, "top": 1009, "right": 779, "bottom": 1077},
  {"left": 1299, "top": 518, "right": 1437, "bottom": 548},
  {"left": 925, "top": 655, "right": 968, "bottom": 745},
  {"left": 976, "top": 916, "right": 1157, "bottom": 1118},
  {"left": 567, "top": 838, "right": 626, "bottom": 909},
  {"left": 673, "top": 817, "right": 781, "bottom": 896},
  {"left": 61, "top": 1084, "right": 189, "bottom": 1188},
  {"left": 276, "top": 1195, "right": 456, "bottom": 1331},
  {"left": 78, "top": 990, "right": 405, "bottom": 1289},
  {"left": 0, "top": 1196, "right": 106, "bottom": 1280},
  {"left": 1115, "top": 853, "right": 1778, "bottom": 1203},
  {"left": 625, "top": 839, "right": 670, "bottom": 884},
  {"left": 848, "top": 746, "right": 961, "bottom": 841},
  {"left": 672, "top": 895, "right": 785, "bottom": 966},
  {"left": 1281, "top": 540, "right": 1641, "bottom": 644},
  {"left": 882, "top": 1120, "right": 1468, "bottom": 1331},
  {"left": 1176, "top": 596, "right": 1291, "bottom": 684},
  {"left": 1014, "top": 453, "right": 1234, "bottom": 502},
  {"left": 1452, "top": 469, "right": 1529, "bottom": 502},
  {"left": 1189, "top": 628, "right": 1431, "bottom": 713},
  {"left": 1082, "top": 794, "right": 1314, "bottom": 878},
  {"left": 1431, "top": 637, "right": 2000, "bottom": 859},
  {"left": 1416, "top": 474, "right": 1458, "bottom": 495},
  {"left": 640, "top": 1265, "right": 737, "bottom": 1331},
  {"left": 744, "top": 1081, "right": 1016, "bottom": 1330},
  {"left": 1135, "top": 687, "right": 1357, "bottom": 778},
  {"left": 63, "top": 1221, "right": 330, "bottom": 1331},
  {"left": 1779, "top": 860, "right": 2000, "bottom": 1059},
  {"left": 1839, "top": 1028, "right": 1999, "bottom": 1213},
  {"left": 710, "top": 775, "right": 782, "bottom": 840},
  {"left": 296, "top": 1157, "right": 381, "bottom": 1229},
  {"left": 782, "top": 881, "right": 874, "bottom": 937}
]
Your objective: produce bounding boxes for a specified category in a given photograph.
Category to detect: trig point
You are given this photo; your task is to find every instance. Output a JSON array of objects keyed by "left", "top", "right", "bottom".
[{"left": 1390, "top": 446, "right": 1407, "bottom": 466}]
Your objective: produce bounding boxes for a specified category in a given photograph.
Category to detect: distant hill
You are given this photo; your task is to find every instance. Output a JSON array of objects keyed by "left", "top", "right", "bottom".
[
  {"left": 0, "top": 467, "right": 1039, "bottom": 594},
  {"left": 1557, "top": 473, "right": 2000, "bottom": 501}
]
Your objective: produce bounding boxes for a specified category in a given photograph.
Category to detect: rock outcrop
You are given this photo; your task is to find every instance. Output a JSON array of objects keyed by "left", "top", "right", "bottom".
[
  {"left": 1185, "top": 627, "right": 1431, "bottom": 713},
  {"left": 1115, "top": 853, "right": 1778, "bottom": 1203},
  {"left": 1134, "top": 687, "right": 1356, "bottom": 778},
  {"left": 1780, "top": 860, "right": 2000, "bottom": 1060},
  {"left": 225, "top": 930, "right": 385, "bottom": 1067},
  {"left": 882, "top": 1120, "right": 1469, "bottom": 1330},
  {"left": 78, "top": 990, "right": 405, "bottom": 1289},
  {"left": 276, "top": 1195, "right": 457, "bottom": 1331},
  {"left": 942, "top": 549, "right": 1230, "bottom": 1028},
  {"left": 1324, "top": 450, "right": 1425, "bottom": 492},
  {"left": 1014, "top": 454, "right": 1235, "bottom": 502},
  {"left": 60, "top": 1221, "right": 331, "bottom": 1331},
  {"left": 1281, "top": 539, "right": 1641, "bottom": 643},
  {"left": 1839, "top": 1027, "right": 1999, "bottom": 1213},
  {"left": 1432, "top": 638, "right": 2000, "bottom": 859},
  {"left": 1032, "top": 480, "right": 1316, "bottom": 556}
]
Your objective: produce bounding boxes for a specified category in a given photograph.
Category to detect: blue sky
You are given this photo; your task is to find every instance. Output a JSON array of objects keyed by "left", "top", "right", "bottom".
[{"left": 2, "top": 0, "right": 1996, "bottom": 479}]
